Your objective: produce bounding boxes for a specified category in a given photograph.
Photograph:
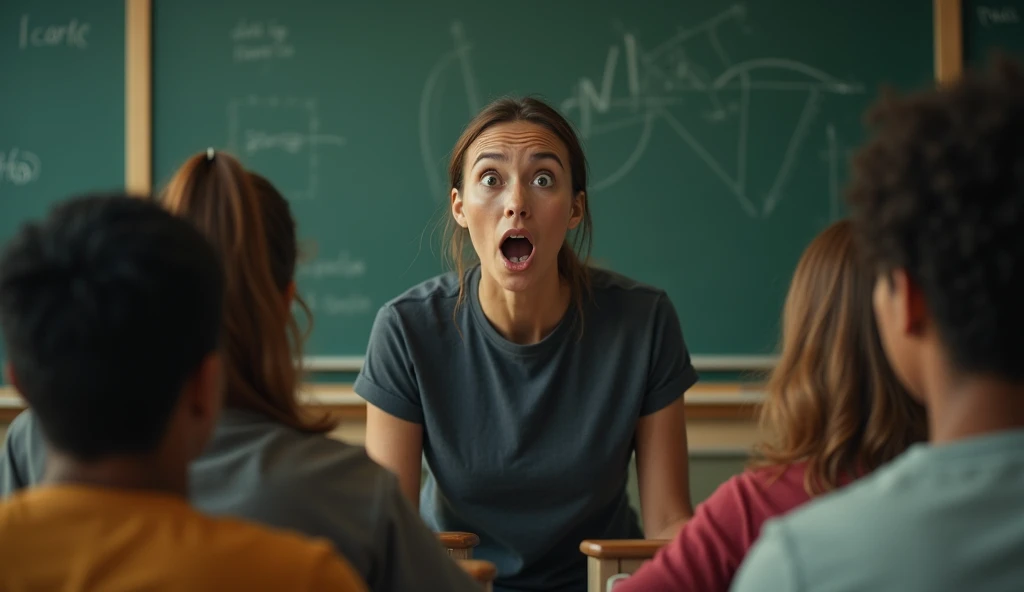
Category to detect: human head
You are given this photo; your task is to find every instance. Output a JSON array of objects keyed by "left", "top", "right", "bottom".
[
  {"left": 0, "top": 194, "right": 224, "bottom": 462},
  {"left": 755, "top": 219, "right": 927, "bottom": 495},
  {"left": 446, "top": 97, "right": 593, "bottom": 321},
  {"left": 160, "top": 151, "right": 333, "bottom": 433},
  {"left": 847, "top": 56, "right": 1024, "bottom": 400}
]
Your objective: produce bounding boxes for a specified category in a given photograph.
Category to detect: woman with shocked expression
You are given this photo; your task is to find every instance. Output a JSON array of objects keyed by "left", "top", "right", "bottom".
[{"left": 355, "top": 97, "right": 698, "bottom": 592}]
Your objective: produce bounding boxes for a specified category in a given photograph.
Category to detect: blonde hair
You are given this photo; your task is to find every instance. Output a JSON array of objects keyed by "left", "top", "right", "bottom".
[
  {"left": 753, "top": 219, "right": 927, "bottom": 495},
  {"left": 160, "top": 151, "right": 334, "bottom": 433}
]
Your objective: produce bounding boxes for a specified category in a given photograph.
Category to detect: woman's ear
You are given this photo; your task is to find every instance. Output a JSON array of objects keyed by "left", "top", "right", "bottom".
[
  {"left": 568, "top": 191, "right": 586, "bottom": 230},
  {"left": 452, "top": 188, "right": 469, "bottom": 229}
]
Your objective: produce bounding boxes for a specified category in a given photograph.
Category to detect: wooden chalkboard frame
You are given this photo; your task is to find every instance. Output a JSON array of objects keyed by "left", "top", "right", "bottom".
[
  {"left": 936, "top": 0, "right": 965, "bottom": 82},
  {"left": 126, "top": 0, "right": 151, "bottom": 194}
]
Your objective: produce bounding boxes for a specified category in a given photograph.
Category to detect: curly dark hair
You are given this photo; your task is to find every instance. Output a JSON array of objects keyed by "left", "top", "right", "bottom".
[{"left": 846, "top": 54, "right": 1024, "bottom": 382}]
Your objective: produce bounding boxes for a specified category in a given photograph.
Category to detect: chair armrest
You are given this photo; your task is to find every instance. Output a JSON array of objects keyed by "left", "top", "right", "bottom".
[
  {"left": 438, "top": 531, "right": 480, "bottom": 559},
  {"left": 579, "top": 539, "right": 669, "bottom": 560},
  {"left": 457, "top": 558, "right": 497, "bottom": 586}
]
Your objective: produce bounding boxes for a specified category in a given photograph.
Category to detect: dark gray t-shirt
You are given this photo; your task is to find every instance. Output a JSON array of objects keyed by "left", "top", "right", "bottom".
[
  {"left": 354, "top": 265, "right": 699, "bottom": 592},
  {"left": 0, "top": 408, "right": 480, "bottom": 592}
]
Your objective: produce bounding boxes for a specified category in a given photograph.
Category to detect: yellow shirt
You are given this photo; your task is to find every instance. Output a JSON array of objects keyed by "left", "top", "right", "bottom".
[{"left": 0, "top": 484, "right": 367, "bottom": 591}]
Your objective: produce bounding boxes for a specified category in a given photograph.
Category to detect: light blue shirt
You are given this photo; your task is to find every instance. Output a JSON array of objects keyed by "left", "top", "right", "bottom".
[{"left": 731, "top": 429, "right": 1024, "bottom": 592}]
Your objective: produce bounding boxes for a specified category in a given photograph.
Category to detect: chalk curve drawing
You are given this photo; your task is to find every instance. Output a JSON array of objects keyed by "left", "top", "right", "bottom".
[{"left": 418, "top": 4, "right": 863, "bottom": 217}]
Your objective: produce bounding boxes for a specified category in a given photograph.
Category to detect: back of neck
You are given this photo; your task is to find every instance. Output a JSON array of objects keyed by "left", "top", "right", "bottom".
[
  {"left": 42, "top": 453, "right": 187, "bottom": 498},
  {"left": 928, "top": 376, "right": 1024, "bottom": 444}
]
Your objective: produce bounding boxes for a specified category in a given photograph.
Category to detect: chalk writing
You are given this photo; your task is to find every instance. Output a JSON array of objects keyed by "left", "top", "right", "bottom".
[
  {"left": 228, "top": 97, "right": 346, "bottom": 200},
  {"left": 298, "top": 252, "right": 367, "bottom": 279},
  {"left": 19, "top": 14, "right": 89, "bottom": 50},
  {"left": 244, "top": 130, "right": 346, "bottom": 154},
  {"left": 978, "top": 6, "right": 1020, "bottom": 25},
  {"left": 304, "top": 292, "right": 373, "bottom": 316},
  {"left": 0, "top": 148, "right": 42, "bottom": 189},
  {"left": 231, "top": 18, "right": 294, "bottom": 62}
]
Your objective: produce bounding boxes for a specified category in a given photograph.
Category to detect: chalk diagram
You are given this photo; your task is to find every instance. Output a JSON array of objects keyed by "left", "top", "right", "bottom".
[
  {"left": 227, "top": 96, "right": 346, "bottom": 200},
  {"left": 419, "top": 4, "right": 862, "bottom": 218}
]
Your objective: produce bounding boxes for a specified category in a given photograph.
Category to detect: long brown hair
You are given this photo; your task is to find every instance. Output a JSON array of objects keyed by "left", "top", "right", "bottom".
[
  {"left": 160, "top": 151, "right": 334, "bottom": 433},
  {"left": 753, "top": 219, "right": 927, "bottom": 495},
  {"left": 445, "top": 97, "right": 593, "bottom": 332}
]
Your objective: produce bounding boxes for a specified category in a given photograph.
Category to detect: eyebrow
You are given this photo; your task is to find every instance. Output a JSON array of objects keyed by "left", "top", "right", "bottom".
[
  {"left": 472, "top": 151, "right": 564, "bottom": 169},
  {"left": 473, "top": 152, "right": 508, "bottom": 167},
  {"left": 531, "top": 152, "right": 564, "bottom": 170}
]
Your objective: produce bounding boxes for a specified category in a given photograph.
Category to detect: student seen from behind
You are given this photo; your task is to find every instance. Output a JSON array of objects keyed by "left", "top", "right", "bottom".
[
  {"left": 0, "top": 194, "right": 366, "bottom": 591},
  {"left": 614, "top": 219, "right": 926, "bottom": 592},
  {"left": 732, "top": 55, "right": 1024, "bottom": 592}
]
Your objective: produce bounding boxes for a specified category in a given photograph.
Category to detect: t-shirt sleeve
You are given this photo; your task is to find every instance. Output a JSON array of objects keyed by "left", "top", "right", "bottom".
[
  {"left": 372, "top": 473, "right": 483, "bottom": 592},
  {"left": 729, "top": 520, "right": 802, "bottom": 592},
  {"left": 640, "top": 293, "right": 699, "bottom": 416},
  {"left": 304, "top": 544, "right": 370, "bottom": 592},
  {"left": 0, "top": 409, "right": 47, "bottom": 497},
  {"left": 353, "top": 304, "right": 423, "bottom": 423},
  {"left": 614, "top": 475, "right": 752, "bottom": 592}
]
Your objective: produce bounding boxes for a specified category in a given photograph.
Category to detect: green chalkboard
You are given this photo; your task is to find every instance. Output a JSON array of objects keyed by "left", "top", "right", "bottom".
[
  {"left": 153, "top": 1, "right": 934, "bottom": 368},
  {"left": 0, "top": 0, "right": 125, "bottom": 383},
  {"left": 964, "top": 1, "right": 1024, "bottom": 65}
]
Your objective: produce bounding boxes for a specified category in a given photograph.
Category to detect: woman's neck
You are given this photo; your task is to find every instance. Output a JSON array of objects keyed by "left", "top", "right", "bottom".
[{"left": 477, "top": 269, "right": 571, "bottom": 345}]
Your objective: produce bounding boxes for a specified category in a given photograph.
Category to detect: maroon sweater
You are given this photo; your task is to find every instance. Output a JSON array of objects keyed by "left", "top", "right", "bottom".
[{"left": 615, "top": 463, "right": 820, "bottom": 592}]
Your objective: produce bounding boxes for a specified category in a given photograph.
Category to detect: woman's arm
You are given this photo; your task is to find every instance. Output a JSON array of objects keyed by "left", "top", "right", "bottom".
[
  {"left": 364, "top": 403, "right": 424, "bottom": 510},
  {"left": 635, "top": 395, "right": 693, "bottom": 539}
]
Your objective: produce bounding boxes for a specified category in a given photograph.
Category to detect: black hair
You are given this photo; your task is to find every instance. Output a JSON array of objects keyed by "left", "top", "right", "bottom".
[
  {"left": 847, "top": 54, "right": 1024, "bottom": 382},
  {"left": 0, "top": 194, "right": 224, "bottom": 460}
]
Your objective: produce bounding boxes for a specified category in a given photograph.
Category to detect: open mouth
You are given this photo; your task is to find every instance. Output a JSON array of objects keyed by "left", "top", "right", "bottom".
[{"left": 500, "top": 233, "right": 534, "bottom": 270}]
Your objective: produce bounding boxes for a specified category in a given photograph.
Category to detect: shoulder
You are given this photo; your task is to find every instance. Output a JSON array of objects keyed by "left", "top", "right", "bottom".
[
  {"left": 220, "top": 416, "right": 393, "bottom": 503},
  {"left": 588, "top": 266, "right": 670, "bottom": 308},
  {"left": 1, "top": 408, "right": 48, "bottom": 493},
  {"left": 5, "top": 408, "right": 43, "bottom": 444},
  {"left": 383, "top": 271, "right": 462, "bottom": 314},
  {"left": 364, "top": 271, "right": 464, "bottom": 344},
  {"left": 695, "top": 465, "right": 807, "bottom": 521},
  {"left": 584, "top": 267, "right": 680, "bottom": 333}
]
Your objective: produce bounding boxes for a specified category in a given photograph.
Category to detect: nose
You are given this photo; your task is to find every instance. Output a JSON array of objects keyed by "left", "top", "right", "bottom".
[{"left": 504, "top": 182, "right": 530, "bottom": 219}]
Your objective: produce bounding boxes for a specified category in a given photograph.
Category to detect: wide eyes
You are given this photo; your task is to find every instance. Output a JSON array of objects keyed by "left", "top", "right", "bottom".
[
  {"left": 533, "top": 173, "right": 553, "bottom": 187},
  {"left": 478, "top": 171, "right": 555, "bottom": 188}
]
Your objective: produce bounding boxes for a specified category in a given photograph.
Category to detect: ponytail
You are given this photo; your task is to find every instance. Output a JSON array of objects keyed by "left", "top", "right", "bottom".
[{"left": 161, "top": 151, "right": 334, "bottom": 433}]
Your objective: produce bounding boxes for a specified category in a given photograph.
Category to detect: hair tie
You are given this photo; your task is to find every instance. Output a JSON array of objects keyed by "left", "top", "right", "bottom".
[{"left": 206, "top": 147, "right": 215, "bottom": 161}]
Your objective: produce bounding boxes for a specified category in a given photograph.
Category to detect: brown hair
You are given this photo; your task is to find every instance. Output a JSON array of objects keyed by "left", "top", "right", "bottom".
[
  {"left": 160, "top": 151, "right": 335, "bottom": 433},
  {"left": 752, "top": 219, "right": 927, "bottom": 496},
  {"left": 444, "top": 97, "right": 593, "bottom": 331}
]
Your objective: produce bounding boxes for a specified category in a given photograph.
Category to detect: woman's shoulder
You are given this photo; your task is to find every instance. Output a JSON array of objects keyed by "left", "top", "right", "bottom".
[
  {"left": 208, "top": 410, "right": 393, "bottom": 493},
  {"left": 713, "top": 463, "right": 813, "bottom": 513},
  {"left": 587, "top": 266, "right": 670, "bottom": 306},
  {"left": 382, "top": 270, "right": 463, "bottom": 312}
]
